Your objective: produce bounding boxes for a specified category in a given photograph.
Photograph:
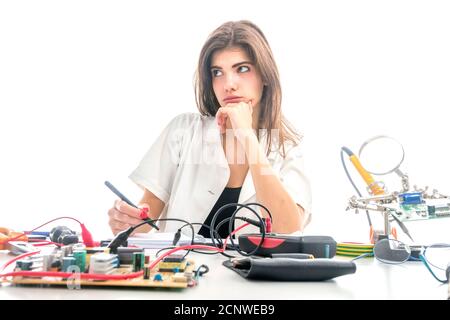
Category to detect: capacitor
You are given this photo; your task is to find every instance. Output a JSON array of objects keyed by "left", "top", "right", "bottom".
[
  {"left": 62, "top": 257, "right": 77, "bottom": 272},
  {"left": 73, "top": 250, "right": 86, "bottom": 273},
  {"left": 153, "top": 273, "right": 163, "bottom": 281}
]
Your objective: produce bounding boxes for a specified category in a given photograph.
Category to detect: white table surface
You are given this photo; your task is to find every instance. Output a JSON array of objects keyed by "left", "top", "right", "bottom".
[{"left": 0, "top": 249, "right": 447, "bottom": 300}]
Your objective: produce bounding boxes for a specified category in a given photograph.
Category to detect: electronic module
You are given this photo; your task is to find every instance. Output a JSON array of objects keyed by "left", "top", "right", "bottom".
[{"left": 1, "top": 244, "right": 201, "bottom": 290}]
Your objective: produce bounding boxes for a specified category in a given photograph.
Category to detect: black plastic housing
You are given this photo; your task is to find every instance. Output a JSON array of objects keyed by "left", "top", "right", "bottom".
[{"left": 238, "top": 234, "right": 337, "bottom": 258}]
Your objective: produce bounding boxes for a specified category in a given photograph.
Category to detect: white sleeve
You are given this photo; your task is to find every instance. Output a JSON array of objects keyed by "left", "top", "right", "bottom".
[
  {"left": 279, "top": 144, "right": 313, "bottom": 225},
  {"left": 128, "top": 114, "right": 188, "bottom": 204}
]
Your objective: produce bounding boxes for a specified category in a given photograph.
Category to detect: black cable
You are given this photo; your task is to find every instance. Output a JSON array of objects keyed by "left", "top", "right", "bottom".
[
  {"left": 126, "top": 218, "right": 196, "bottom": 260},
  {"left": 194, "top": 264, "right": 209, "bottom": 277},
  {"left": 209, "top": 203, "right": 238, "bottom": 247},
  {"left": 241, "top": 202, "right": 273, "bottom": 222},
  {"left": 189, "top": 249, "right": 222, "bottom": 255},
  {"left": 228, "top": 204, "right": 267, "bottom": 257},
  {"left": 178, "top": 222, "right": 224, "bottom": 247},
  {"left": 341, "top": 147, "right": 363, "bottom": 198},
  {"left": 168, "top": 202, "right": 272, "bottom": 258},
  {"left": 153, "top": 219, "right": 241, "bottom": 258},
  {"left": 209, "top": 202, "right": 268, "bottom": 256},
  {"left": 156, "top": 220, "right": 235, "bottom": 259},
  {"left": 154, "top": 245, "right": 221, "bottom": 258},
  {"left": 387, "top": 209, "right": 414, "bottom": 242},
  {"left": 155, "top": 246, "right": 176, "bottom": 257},
  {"left": 133, "top": 218, "right": 195, "bottom": 244},
  {"left": 341, "top": 147, "right": 372, "bottom": 227},
  {"left": 179, "top": 222, "right": 208, "bottom": 231},
  {"left": 109, "top": 202, "right": 273, "bottom": 259},
  {"left": 214, "top": 217, "right": 243, "bottom": 258}
]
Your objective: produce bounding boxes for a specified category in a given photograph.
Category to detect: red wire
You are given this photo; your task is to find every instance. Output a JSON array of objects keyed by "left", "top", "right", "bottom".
[
  {"left": 1, "top": 242, "right": 59, "bottom": 273},
  {"left": 149, "top": 244, "right": 223, "bottom": 270},
  {"left": 148, "top": 223, "right": 252, "bottom": 270},
  {"left": 1, "top": 270, "right": 144, "bottom": 281},
  {"left": 0, "top": 250, "right": 40, "bottom": 273},
  {"left": 0, "top": 247, "right": 144, "bottom": 281},
  {"left": 223, "top": 222, "right": 250, "bottom": 250},
  {"left": 5, "top": 216, "right": 82, "bottom": 244},
  {"left": 1, "top": 216, "right": 81, "bottom": 275},
  {"left": 31, "top": 241, "right": 62, "bottom": 247},
  {"left": 1, "top": 220, "right": 253, "bottom": 282}
]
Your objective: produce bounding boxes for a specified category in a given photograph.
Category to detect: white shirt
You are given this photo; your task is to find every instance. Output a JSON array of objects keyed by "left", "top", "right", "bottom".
[{"left": 129, "top": 112, "right": 312, "bottom": 234}]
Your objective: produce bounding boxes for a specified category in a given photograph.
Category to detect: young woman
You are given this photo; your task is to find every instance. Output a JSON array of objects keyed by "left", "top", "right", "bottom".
[{"left": 108, "top": 20, "right": 312, "bottom": 237}]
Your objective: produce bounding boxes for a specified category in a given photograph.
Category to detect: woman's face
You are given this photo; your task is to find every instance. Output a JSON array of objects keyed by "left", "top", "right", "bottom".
[{"left": 211, "top": 46, "right": 265, "bottom": 110}]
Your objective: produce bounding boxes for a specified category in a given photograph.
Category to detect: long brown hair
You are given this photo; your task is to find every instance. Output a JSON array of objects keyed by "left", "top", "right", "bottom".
[{"left": 194, "top": 20, "right": 301, "bottom": 157}]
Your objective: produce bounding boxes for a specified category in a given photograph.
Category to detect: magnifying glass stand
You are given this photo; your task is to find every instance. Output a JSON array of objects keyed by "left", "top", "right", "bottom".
[{"left": 394, "top": 168, "right": 410, "bottom": 193}]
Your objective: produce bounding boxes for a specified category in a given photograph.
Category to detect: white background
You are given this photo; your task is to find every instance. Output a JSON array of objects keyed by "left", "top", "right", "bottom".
[{"left": 1, "top": 1, "right": 449, "bottom": 244}]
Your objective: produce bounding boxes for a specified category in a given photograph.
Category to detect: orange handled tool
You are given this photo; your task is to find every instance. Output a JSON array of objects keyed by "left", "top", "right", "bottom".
[
  {"left": 348, "top": 154, "right": 385, "bottom": 196},
  {"left": 0, "top": 227, "right": 28, "bottom": 250}
]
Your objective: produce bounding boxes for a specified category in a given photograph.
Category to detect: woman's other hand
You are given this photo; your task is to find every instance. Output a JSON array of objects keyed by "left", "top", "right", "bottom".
[{"left": 216, "top": 100, "right": 255, "bottom": 144}]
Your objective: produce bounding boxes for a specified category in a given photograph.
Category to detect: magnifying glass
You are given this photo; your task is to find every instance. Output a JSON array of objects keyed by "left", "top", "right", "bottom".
[
  {"left": 358, "top": 135, "right": 407, "bottom": 180},
  {"left": 342, "top": 135, "right": 412, "bottom": 243}
]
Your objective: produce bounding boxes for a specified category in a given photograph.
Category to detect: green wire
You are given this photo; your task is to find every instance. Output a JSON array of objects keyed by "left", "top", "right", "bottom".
[{"left": 419, "top": 254, "right": 448, "bottom": 284}]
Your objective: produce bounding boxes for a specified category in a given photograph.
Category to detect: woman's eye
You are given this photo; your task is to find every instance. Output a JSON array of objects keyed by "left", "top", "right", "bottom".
[
  {"left": 212, "top": 69, "right": 223, "bottom": 77},
  {"left": 238, "top": 66, "right": 250, "bottom": 73}
]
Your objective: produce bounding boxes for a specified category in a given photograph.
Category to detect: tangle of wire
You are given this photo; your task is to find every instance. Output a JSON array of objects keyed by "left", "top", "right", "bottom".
[{"left": 153, "top": 202, "right": 273, "bottom": 259}]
